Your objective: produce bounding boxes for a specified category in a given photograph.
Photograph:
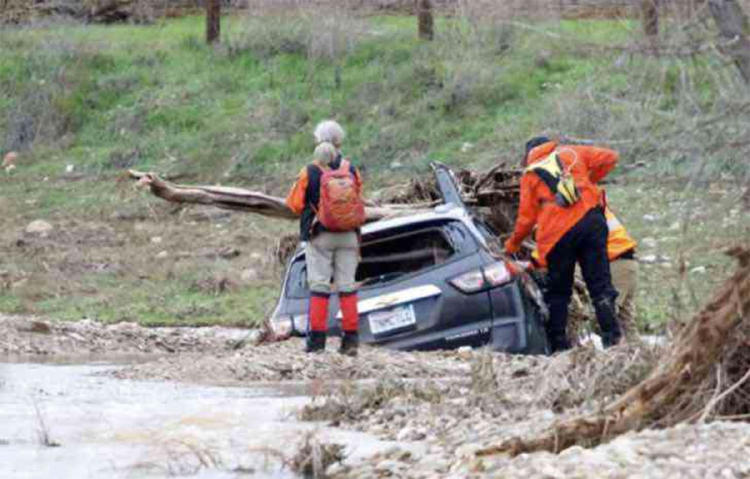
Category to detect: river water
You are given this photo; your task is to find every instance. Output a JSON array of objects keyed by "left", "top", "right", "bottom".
[{"left": 0, "top": 360, "right": 411, "bottom": 478}]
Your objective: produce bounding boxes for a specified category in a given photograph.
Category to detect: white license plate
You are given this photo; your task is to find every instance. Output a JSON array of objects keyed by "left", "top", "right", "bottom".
[{"left": 368, "top": 305, "right": 416, "bottom": 335}]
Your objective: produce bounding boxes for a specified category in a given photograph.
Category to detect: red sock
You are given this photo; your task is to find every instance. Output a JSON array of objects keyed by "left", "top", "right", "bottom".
[
  {"left": 309, "top": 294, "right": 329, "bottom": 332},
  {"left": 339, "top": 293, "right": 359, "bottom": 333}
]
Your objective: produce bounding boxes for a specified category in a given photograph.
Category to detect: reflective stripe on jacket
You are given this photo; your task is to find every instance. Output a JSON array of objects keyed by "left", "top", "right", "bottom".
[{"left": 604, "top": 206, "right": 637, "bottom": 261}]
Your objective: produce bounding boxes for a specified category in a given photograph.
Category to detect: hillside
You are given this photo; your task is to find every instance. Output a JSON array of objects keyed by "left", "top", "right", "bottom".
[{"left": 1, "top": 10, "right": 748, "bottom": 327}]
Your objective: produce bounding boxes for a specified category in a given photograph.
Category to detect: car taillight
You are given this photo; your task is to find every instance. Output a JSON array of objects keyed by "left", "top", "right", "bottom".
[
  {"left": 450, "top": 269, "right": 486, "bottom": 293},
  {"left": 484, "top": 261, "right": 512, "bottom": 287},
  {"left": 449, "top": 262, "right": 514, "bottom": 293}
]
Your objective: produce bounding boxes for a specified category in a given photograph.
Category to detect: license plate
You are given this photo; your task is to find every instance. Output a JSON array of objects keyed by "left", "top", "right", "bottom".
[{"left": 368, "top": 305, "right": 416, "bottom": 335}]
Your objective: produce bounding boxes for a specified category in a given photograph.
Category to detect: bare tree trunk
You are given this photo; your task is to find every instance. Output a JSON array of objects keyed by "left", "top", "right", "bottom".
[
  {"left": 708, "top": 0, "right": 750, "bottom": 83},
  {"left": 127, "top": 170, "right": 434, "bottom": 223},
  {"left": 206, "top": 0, "right": 221, "bottom": 44},
  {"left": 641, "top": 0, "right": 659, "bottom": 38},
  {"left": 417, "top": 0, "right": 434, "bottom": 41}
]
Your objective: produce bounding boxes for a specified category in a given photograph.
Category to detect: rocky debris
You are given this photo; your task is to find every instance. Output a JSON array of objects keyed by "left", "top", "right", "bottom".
[
  {"left": 294, "top": 344, "right": 675, "bottom": 478},
  {"left": 24, "top": 220, "right": 54, "bottom": 237},
  {"left": 0, "top": 315, "right": 255, "bottom": 356},
  {"left": 114, "top": 338, "right": 472, "bottom": 385},
  {"left": 334, "top": 415, "right": 750, "bottom": 478}
]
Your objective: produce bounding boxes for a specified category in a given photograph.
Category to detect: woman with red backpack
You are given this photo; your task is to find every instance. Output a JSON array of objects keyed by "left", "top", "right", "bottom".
[{"left": 285, "top": 122, "right": 366, "bottom": 355}]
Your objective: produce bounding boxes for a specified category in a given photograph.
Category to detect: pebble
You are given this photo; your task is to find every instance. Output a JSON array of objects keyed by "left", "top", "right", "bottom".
[
  {"left": 25, "top": 220, "right": 53, "bottom": 236},
  {"left": 155, "top": 250, "right": 169, "bottom": 259},
  {"left": 690, "top": 266, "right": 707, "bottom": 274},
  {"left": 240, "top": 268, "right": 259, "bottom": 282},
  {"left": 641, "top": 237, "right": 658, "bottom": 249}
]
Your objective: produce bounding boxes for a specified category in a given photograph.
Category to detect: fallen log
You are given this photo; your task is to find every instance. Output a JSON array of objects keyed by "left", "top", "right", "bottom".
[
  {"left": 477, "top": 245, "right": 750, "bottom": 457},
  {"left": 126, "top": 170, "right": 432, "bottom": 223}
]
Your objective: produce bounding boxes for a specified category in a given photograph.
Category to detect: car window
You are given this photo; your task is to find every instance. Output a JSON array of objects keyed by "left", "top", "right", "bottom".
[
  {"left": 356, "top": 226, "right": 455, "bottom": 286},
  {"left": 284, "top": 220, "right": 476, "bottom": 297},
  {"left": 473, "top": 218, "right": 503, "bottom": 257}
]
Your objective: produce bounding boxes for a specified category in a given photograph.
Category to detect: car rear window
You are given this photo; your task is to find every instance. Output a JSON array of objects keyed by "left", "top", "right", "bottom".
[
  {"left": 285, "top": 220, "right": 472, "bottom": 298},
  {"left": 356, "top": 227, "right": 455, "bottom": 286}
]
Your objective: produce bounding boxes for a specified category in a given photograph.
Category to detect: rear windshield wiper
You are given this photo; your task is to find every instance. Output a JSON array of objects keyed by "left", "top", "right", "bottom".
[{"left": 360, "top": 272, "right": 407, "bottom": 286}]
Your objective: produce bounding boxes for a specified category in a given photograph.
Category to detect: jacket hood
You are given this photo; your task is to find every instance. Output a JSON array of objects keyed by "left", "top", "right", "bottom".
[{"left": 526, "top": 141, "right": 558, "bottom": 166}]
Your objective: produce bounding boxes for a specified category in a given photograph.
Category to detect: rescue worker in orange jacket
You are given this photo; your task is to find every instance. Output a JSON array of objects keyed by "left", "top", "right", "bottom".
[
  {"left": 505, "top": 136, "right": 622, "bottom": 352},
  {"left": 286, "top": 125, "right": 364, "bottom": 356}
]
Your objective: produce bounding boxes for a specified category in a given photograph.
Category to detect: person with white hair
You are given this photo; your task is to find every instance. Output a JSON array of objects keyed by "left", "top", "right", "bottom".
[
  {"left": 313, "top": 120, "right": 345, "bottom": 151},
  {"left": 286, "top": 132, "right": 365, "bottom": 356}
]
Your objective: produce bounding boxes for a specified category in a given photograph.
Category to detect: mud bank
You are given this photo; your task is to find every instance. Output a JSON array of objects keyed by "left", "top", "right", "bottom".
[
  {"left": 0, "top": 315, "right": 259, "bottom": 356},
  {"left": 114, "top": 338, "right": 473, "bottom": 384}
]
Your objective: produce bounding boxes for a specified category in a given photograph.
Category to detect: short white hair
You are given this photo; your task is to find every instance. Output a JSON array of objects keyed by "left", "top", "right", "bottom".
[
  {"left": 313, "top": 120, "right": 345, "bottom": 147},
  {"left": 313, "top": 142, "right": 337, "bottom": 164}
]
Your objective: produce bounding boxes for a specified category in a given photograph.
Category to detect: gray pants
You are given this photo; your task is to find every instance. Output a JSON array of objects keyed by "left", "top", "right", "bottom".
[{"left": 306, "top": 231, "right": 359, "bottom": 294}]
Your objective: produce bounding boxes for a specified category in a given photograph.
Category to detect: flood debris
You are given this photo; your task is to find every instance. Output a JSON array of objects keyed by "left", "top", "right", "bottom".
[
  {"left": 113, "top": 338, "right": 471, "bottom": 385},
  {"left": 477, "top": 246, "right": 750, "bottom": 457},
  {"left": 0, "top": 315, "right": 258, "bottom": 356},
  {"left": 289, "top": 432, "right": 346, "bottom": 479}
]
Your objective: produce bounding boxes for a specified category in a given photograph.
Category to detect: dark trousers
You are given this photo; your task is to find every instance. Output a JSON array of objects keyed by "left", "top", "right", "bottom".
[{"left": 544, "top": 207, "right": 621, "bottom": 351}]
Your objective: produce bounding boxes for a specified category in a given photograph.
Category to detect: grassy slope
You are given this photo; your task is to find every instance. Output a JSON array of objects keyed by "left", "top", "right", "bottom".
[{"left": 0, "top": 14, "right": 747, "bottom": 329}]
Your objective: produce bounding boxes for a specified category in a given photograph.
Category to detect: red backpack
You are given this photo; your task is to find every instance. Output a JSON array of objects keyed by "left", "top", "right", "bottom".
[{"left": 315, "top": 159, "right": 366, "bottom": 232}]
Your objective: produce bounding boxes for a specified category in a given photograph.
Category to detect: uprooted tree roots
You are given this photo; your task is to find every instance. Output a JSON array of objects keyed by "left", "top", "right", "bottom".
[{"left": 477, "top": 245, "right": 750, "bottom": 458}]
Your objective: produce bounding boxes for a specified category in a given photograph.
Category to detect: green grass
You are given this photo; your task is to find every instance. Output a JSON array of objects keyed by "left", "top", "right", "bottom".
[{"left": 0, "top": 13, "right": 747, "bottom": 329}]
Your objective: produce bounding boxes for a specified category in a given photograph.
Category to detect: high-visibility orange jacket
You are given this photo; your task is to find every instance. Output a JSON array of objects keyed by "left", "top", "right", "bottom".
[
  {"left": 504, "top": 141, "right": 618, "bottom": 265},
  {"left": 531, "top": 206, "right": 637, "bottom": 266},
  {"left": 603, "top": 206, "right": 637, "bottom": 261}
]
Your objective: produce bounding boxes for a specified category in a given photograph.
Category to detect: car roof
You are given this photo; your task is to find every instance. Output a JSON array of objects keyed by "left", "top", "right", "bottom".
[
  {"left": 291, "top": 204, "right": 481, "bottom": 260},
  {"left": 362, "top": 204, "right": 471, "bottom": 234}
]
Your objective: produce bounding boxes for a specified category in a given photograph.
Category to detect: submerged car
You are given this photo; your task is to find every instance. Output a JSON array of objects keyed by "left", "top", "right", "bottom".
[{"left": 270, "top": 165, "right": 550, "bottom": 354}]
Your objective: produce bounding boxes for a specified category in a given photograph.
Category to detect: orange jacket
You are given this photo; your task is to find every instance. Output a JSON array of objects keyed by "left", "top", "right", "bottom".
[
  {"left": 504, "top": 141, "right": 618, "bottom": 265},
  {"left": 531, "top": 206, "right": 636, "bottom": 266},
  {"left": 604, "top": 206, "right": 637, "bottom": 261},
  {"left": 285, "top": 166, "right": 311, "bottom": 216}
]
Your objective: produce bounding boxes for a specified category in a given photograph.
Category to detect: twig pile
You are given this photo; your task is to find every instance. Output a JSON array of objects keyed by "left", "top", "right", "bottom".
[{"left": 288, "top": 432, "right": 346, "bottom": 479}]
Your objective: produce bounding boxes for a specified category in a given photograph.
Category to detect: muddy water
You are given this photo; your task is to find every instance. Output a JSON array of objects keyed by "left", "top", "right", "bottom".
[{"left": 0, "top": 361, "right": 414, "bottom": 478}]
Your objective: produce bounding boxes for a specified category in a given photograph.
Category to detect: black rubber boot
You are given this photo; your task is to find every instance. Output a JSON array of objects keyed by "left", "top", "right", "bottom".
[
  {"left": 305, "top": 331, "right": 327, "bottom": 353},
  {"left": 548, "top": 333, "right": 571, "bottom": 354},
  {"left": 594, "top": 296, "right": 622, "bottom": 348},
  {"left": 339, "top": 332, "right": 359, "bottom": 357}
]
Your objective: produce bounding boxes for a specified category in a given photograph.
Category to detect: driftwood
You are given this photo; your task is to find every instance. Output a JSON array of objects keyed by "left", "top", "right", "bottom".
[
  {"left": 126, "top": 170, "right": 432, "bottom": 223},
  {"left": 477, "top": 245, "right": 750, "bottom": 457}
]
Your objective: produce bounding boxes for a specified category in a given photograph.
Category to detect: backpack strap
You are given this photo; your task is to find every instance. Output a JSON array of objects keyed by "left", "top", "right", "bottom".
[{"left": 526, "top": 152, "right": 563, "bottom": 196}]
